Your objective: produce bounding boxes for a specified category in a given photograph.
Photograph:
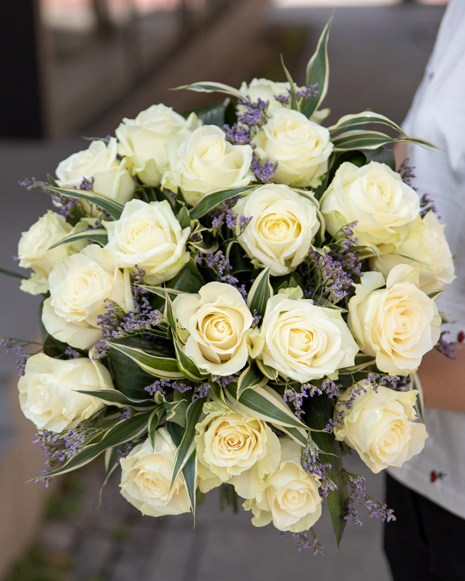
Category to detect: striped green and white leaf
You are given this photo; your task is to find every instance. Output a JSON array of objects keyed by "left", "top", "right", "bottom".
[
  {"left": 109, "top": 343, "right": 184, "bottom": 379},
  {"left": 139, "top": 285, "right": 185, "bottom": 300},
  {"left": 237, "top": 361, "right": 268, "bottom": 401},
  {"left": 48, "top": 228, "right": 108, "bottom": 249},
  {"left": 256, "top": 359, "right": 279, "bottom": 381},
  {"left": 148, "top": 406, "right": 165, "bottom": 448},
  {"left": 225, "top": 384, "right": 308, "bottom": 445},
  {"left": 74, "top": 388, "right": 157, "bottom": 410},
  {"left": 174, "top": 81, "right": 244, "bottom": 100},
  {"left": 173, "top": 338, "right": 210, "bottom": 382},
  {"left": 182, "top": 451, "right": 198, "bottom": 517},
  {"left": 170, "top": 398, "right": 204, "bottom": 490},
  {"left": 47, "top": 185, "right": 124, "bottom": 220},
  {"left": 331, "top": 130, "right": 436, "bottom": 152},
  {"left": 40, "top": 411, "right": 152, "bottom": 479},
  {"left": 328, "top": 111, "right": 405, "bottom": 135},
  {"left": 302, "top": 12, "right": 334, "bottom": 118},
  {"left": 280, "top": 55, "right": 298, "bottom": 111},
  {"left": 247, "top": 266, "right": 273, "bottom": 318},
  {"left": 411, "top": 372, "right": 425, "bottom": 424},
  {"left": 164, "top": 398, "right": 189, "bottom": 427},
  {"left": 189, "top": 186, "right": 257, "bottom": 220},
  {"left": 164, "top": 292, "right": 177, "bottom": 330}
]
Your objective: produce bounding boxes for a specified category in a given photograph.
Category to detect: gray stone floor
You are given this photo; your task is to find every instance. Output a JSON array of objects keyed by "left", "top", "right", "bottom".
[{"left": 0, "top": 1, "right": 446, "bottom": 579}]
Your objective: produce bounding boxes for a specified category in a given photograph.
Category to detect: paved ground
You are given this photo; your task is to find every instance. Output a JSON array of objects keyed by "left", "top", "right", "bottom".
[{"left": 0, "top": 1, "right": 445, "bottom": 579}]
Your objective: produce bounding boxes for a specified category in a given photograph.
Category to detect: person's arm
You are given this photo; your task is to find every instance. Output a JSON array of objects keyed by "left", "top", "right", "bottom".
[{"left": 418, "top": 344, "right": 465, "bottom": 412}]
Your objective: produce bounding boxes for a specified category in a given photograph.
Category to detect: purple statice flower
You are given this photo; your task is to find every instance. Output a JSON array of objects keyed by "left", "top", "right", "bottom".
[
  {"left": 296, "top": 83, "right": 319, "bottom": 100},
  {"left": 420, "top": 193, "right": 439, "bottom": 218},
  {"left": 18, "top": 177, "right": 80, "bottom": 218},
  {"left": 145, "top": 378, "right": 172, "bottom": 396},
  {"left": 18, "top": 177, "right": 50, "bottom": 192},
  {"left": 399, "top": 158, "right": 417, "bottom": 189},
  {"left": 327, "top": 222, "right": 363, "bottom": 280},
  {"left": 206, "top": 196, "right": 251, "bottom": 233},
  {"left": 435, "top": 330, "right": 458, "bottom": 359},
  {"left": 63, "top": 345, "right": 80, "bottom": 359},
  {"left": 274, "top": 93, "right": 291, "bottom": 106},
  {"left": 344, "top": 470, "right": 396, "bottom": 526},
  {"left": 341, "top": 382, "right": 368, "bottom": 412},
  {"left": 120, "top": 407, "right": 133, "bottom": 421},
  {"left": 251, "top": 309, "right": 262, "bottom": 328},
  {"left": 320, "top": 378, "right": 342, "bottom": 398},
  {"left": 250, "top": 153, "right": 278, "bottom": 183},
  {"left": 223, "top": 123, "right": 252, "bottom": 145},
  {"left": 91, "top": 268, "right": 163, "bottom": 360},
  {"left": 237, "top": 97, "right": 269, "bottom": 127},
  {"left": 115, "top": 442, "right": 134, "bottom": 463},
  {"left": 0, "top": 337, "right": 42, "bottom": 376},
  {"left": 195, "top": 251, "right": 247, "bottom": 298},
  {"left": 301, "top": 439, "right": 337, "bottom": 498},
  {"left": 77, "top": 176, "right": 95, "bottom": 191},
  {"left": 283, "top": 384, "right": 311, "bottom": 419},
  {"left": 365, "top": 372, "right": 400, "bottom": 391},
  {"left": 212, "top": 374, "right": 238, "bottom": 388},
  {"left": 302, "top": 248, "right": 354, "bottom": 304},
  {"left": 281, "top": 528, "right": 324, "bottom": 555},
  {"left": 193, "top": 383, "right": 211, "bottom": 401}
]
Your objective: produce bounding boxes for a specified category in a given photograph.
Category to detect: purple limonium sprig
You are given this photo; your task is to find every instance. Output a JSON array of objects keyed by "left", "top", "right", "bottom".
[
  {"left": 212, "top": 374, "right": 238, "bottom": 388},
  {"left": 344, "top": 470, "right": 396, "bottom": 526},
  {"left": 419, "top": 193, "right": 439, "bottom": 218},
  {"left": 0, "top": 337, "right": 43, "bottom": 376},
  {"left": 145, "top": 379, "right": 192, "bottom": 396},
  {"left": 250, "top": 153, "right": 278, "bottom": 183},
  {"left": 301, "top": 439, "right": 337, "bottom": 498},
  {"left": 274, "top": 83, "right": 319, "bottom": 106},
  {"left": 115, "top": 442, "right": 134, "bottom": 463},
  {"left": 302, "top": 248, "right": 354, "bottom": 304},
  {"left": 365, "top": 372, "right": 400, "bottom": 391},
  {"left": 195, "top": 251, "right": 247, "bottom": 298},
  {"left": 328, "top": 222, "right": 363, "bottom": 280},
  {"left": 435, "top": 330, "right": 458, "bottom": 359},
  {"left": 399, "top": 158, "right": 416, "bottom": 189},
  {"left": 18, "top": 177, "right": 80, "bottom": 218},
  {"left": 283, "top": 384, "right": 311, "bottom": 419},
  {"left": 120, "top": 407, "right": 133, "bottom": 421},
  {"left": 77, "top": 176, "right": 94, "bottom": 191},
  {"left": 206, "top": 196, "right": 251, "bottom": 233},
  {"left": 237, "top": 97, "right": 269, "bottom": 127},
  {"left": 251, "top": 309, "right": 262, "bottom": 328},
  {"left": 281, "top": 528, "right": 324, "bottom": 555},
  {"left": 223, "top": 123, "right": 252, "bottom": 145}
]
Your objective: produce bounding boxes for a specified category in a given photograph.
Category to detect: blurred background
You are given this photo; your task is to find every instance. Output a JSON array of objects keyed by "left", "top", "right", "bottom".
[{"left": 0, "top": 0, "right": 448, "bottom": 579}]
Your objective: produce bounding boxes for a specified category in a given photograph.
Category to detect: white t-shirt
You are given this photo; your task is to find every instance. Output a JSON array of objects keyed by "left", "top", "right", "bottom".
[{"left": 388, "top": 0, "right": 465, "bottom": 519}]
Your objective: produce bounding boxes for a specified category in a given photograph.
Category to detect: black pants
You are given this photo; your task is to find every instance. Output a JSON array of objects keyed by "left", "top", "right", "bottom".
[{"left": 384, "top": 474, "right": 465, "bottom": 581}]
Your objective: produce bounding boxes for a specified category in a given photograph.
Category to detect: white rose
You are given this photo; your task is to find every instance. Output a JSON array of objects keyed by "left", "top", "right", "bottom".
[
  {"left": 163, "top": 125, "right": 254, "bottom": 207},
  {"left": 334, "top": 383, "right": 428, "bottom": 473},
  {"left": 195, "top": 404, "right": 281, "bottom": 499},
  {"left": 239, "top": 78, "right": 329, "bottom": 122},
  {"left": 348, "top": 265, "right": 441, "bottom": 376},
  {"left": 42, "top": 245, "right": 131, "bottom": 350},
  {"left": 56, "top": 138, "right": 135, "bottom": 206},
  {"left": 120, "top": 429, "right": 191, "bottom": 517},
  {"left": 252, "top": 109, "right": 333, "bottom": 187},
  {"left": 256, "top": 288, "right": 358, "bottom": 383},
  {"left": 116, "top": 104, "right": 200, "bottom": 187},
  {"left": 18, "top": 353, "right": 113, "bottom": 432},
  {"left": 243, "top": 437, "right": 322, "bottom": 532},
  {"left": 321, "top": 161, "right": 422, "bottom": 253},
  {"left": 173, "top": 282, "right": 254, "bottom": 376},
  {"left": 232, "top": 184, "right": 321, "bottom": 276},
  {"left": 370, "top": 211, "right": 456, "bottom": 293},
  {"left": 18, "top": 211, "right": 87, "bottom": 295},
  {"left": 103, "top": 199, "right": 190, "bottom": 285}
]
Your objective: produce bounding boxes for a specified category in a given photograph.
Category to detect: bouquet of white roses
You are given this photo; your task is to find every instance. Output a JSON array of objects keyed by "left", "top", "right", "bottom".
[{"left": 2, "top": 16, "right": 456, "bottom": 552}]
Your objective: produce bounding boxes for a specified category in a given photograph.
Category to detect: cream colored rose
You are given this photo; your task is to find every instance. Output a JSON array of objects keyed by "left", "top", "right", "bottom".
[
  {"left": 243, "top": 437, "right": 322, "bottom": 532},
  {"left": 195, "top": 404, "right": 281, "bottom": 499},
  {"left": 18, "top": 353, "right": 113, "bottom": 432},
  {"left": 252, "top": 109, "right": 333, "bottom": 187},
  {"left": 42, "top": 245, "right": 131, "bottom": 350},
  {"left": 163, "top": 125, "right": 254, "bottom": 207},
  {"left": 370, "top": 211, "right": 456, "bottom": 293},
  {"left": 334, "top": 383, "right": 428, "bottom": 473},
  {"left": 173, "top": 282, "right": 253, "bottom": 376},
  {"left": 103, "top": 199, "right": 190, "bottom": 285},
  {"left": 120, "top": 429, "right": 191, "bottom": 517},
  {"left": 348, "top": 265, "right": 441, "bottom": 376},
  {"left": 18, "top": 211, "right": 87, "bottom": 295},
  {"left": 321, "top": 161, "right": 422, "bottom": 253},
  {"left": 116, "top": 104, "right": 200, "bottom": 187},
  {"left": 56, "top": 138, "right": 134, "bottom": 205},
  {"left": 232, "top": 184, "right": 321, "bottom": 276},
  {"left": 256, "top": 288, "right": 358, "bottom": 383}
]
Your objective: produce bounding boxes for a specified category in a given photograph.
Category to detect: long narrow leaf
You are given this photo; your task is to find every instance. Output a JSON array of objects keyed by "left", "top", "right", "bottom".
[
  {"left": 247, "top": 267, "right": 273, "bottom": 318},
  {"left": 183, "top": 452, "right": 197, "bottom": 517},
  {"left": 74, "top": 388, "right": 157, "bottom": 409},
  {"left": 47, "top": 185, "right": 124, "bottom": 220},
  {"left": 174, "top": 338, "right": 209, "bottom": 382},
  {"left": 42, "top": 412, "right": 151, "bottom": 478},
  {"left": 189, "top": 186, "right": 256, "bottom": 220},
  {"left": 237, "top": 362, "right": 268, "bottom": 401},
  {"left": 280, "top": 56, "right": 298, "bottom": 111},
  {"left": 148, "top": 406, "right": 165, "bottom": 448},
  {"left": 110, "top": 343, "right": 184, "bottom": 379},
  {"left": 174, "top": 81, "right": 244, "bottom": 100},
  {"left": 49, "top": 228, "right": 108, "bottom": 249},
  {"left": 303, "top": 12, "right": 334, "bottom": 117},
  {"left": 170, "top": 399, "right": 204, "bottom": 489},
  {"left": 329, "top": 111, "right": 405, "bottom": 135},
  {"left": 0, "top": 267, "right": 26, "bottom": 279},
  {"left": 332, "top": 130, "right": 436, "bottom": 151}
]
